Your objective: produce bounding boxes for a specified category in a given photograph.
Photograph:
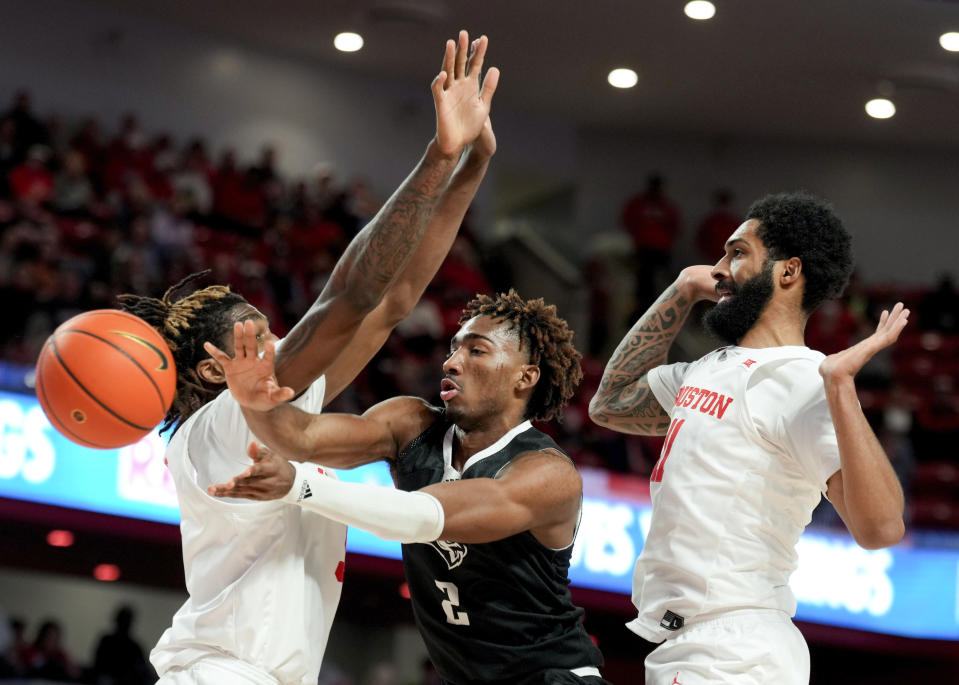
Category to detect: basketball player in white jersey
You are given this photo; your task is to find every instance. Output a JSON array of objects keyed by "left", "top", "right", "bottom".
[
  {"left": 119, "top": 33, "right": 499, "bottom": 685},
  {"left": 588, "top": 192, "right": 907, "bottom": 685}
]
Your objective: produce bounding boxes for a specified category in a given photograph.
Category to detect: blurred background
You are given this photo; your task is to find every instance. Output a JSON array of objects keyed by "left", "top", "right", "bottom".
[{"left": 1, "top": 0, "right": 958, "bottom": 682}]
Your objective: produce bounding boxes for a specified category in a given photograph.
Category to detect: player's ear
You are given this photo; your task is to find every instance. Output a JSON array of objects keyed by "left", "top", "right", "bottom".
[
  {"left": 516, "top": 364, "right": 540, "bottom": 391},
  {"left": 196, "top": 358, "right": 225, "bottom": 385},
  {"left": 780, "top": 257, "right": 802, "bottom": 284}
]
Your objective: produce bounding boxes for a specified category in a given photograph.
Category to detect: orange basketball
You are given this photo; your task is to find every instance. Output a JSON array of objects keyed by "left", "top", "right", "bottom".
[{"left": 35, "top": 309, "right": 177, "bottom": 449}]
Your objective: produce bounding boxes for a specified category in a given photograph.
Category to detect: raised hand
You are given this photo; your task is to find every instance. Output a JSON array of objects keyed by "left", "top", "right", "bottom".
[
  {"left": 203, "top": 320, "right": 295, "bottom": 412},
  {"left": 677, "top": 265, "right": 720, "bottom": 303},
  {"left": 208, "top": 441, "right": 295, "bottom": 500},
  {"left": 432, "top": 31, "right": 500, "bottom": 156},
  {"left": 819, "top": 302, "right": 910, "bottom": 381}
]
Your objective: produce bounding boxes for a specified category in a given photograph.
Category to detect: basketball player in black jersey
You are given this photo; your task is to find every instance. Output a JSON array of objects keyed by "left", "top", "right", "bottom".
[{"left": 205, "top": 290, "right": 611, "bottom": 685}]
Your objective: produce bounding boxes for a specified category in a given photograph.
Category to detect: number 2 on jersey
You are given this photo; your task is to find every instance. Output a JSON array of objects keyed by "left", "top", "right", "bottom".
[
  {"left": 651, "top": 418, "right": 684, "bottom": 483},
  {"left": 435, "top": 580, "right": 470, "bottom": 626}
]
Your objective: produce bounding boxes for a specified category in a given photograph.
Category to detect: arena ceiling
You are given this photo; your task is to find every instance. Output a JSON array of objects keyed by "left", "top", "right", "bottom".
[{"left": 92, "top": 0, "right": 959, "bottom": 145}]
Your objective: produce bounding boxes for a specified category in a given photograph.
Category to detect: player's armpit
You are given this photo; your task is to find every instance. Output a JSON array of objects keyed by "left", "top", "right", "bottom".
[{"left": 422, "top": 450, "right": 582, "bottom": 547}]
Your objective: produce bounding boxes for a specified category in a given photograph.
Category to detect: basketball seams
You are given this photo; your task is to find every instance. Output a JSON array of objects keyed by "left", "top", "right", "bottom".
[
  {"left": 49, "top": 336, "right": 155, "bottom": 432},
  {"left": 55, "top": 328, "right": 168, "bottom": 417},
  {"left": 35, "top": 342, "right": 112, "bottom": 449}
]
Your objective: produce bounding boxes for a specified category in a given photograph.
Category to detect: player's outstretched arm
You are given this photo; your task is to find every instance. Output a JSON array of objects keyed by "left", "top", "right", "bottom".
[
  {"left": 206, "top": 321, "right": 432, "bottom": 464},
  {"left": 210, "top": 446, "right": 582, "bottom": 549},
  {"left": 273, "top": 30, "right": 498, "bottom": 395},
  {"left": 421, "top": 450, "right": 582, "bottom": 547},
  {"left": 822, "top": 303, "right": 908, "bottom": 549},
  {"left": 589, "top": 265, "right": 716, "bottom": 435},
  {"left": 322, "top": 33, "right": 500, "bottom": 403}
]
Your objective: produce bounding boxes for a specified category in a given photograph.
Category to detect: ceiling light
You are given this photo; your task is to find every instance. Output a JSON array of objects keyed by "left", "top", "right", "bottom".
[
  {"left": 608, "top": 68, "right": 638, "bottom": 89},
  {"left": 46, "top": 530, "right": 74, "bottom": 547},
  {"left": 334, "top": 32, "right": 364, "bottom": 53},
  {"left": 684, "top": 1, "right": 716, "bottom": 20},
  {"left": 93, "top": 563, "right": 121, "bottom": 582},
  {"left": 940, "top": 32, "right": 959, "bottom": 52},
  {"left": 865, "top": 98, "right": 896, "bottom": 119}
]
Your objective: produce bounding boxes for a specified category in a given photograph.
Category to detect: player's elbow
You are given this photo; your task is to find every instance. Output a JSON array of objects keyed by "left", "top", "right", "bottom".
[
  {"left": 852, "top": 518, "right": 905, "bottom": 550},
  {"left": 587, "top": 396, "right": 610, "bottom": 426},
  {"left": 378, "top": 284, "right": 418, "bottom": 325}
]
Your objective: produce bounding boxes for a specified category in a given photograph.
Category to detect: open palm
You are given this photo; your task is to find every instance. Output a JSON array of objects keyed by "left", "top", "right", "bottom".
[
  {"left": 433, "top": 31, "right": 500, "bottom": 156},
  {"left": 203, "top": 320, "right": 295, "bottom": 412},
  {"left": 819, "top": 302, "right": 910, "bottom": 380}
]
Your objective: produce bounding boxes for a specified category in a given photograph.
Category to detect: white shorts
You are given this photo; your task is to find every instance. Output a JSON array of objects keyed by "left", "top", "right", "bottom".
[
  {"left": 156, "top": 655, "right": 280, "bottom": 685},
  {"left": 644, "top": 609, "right": 809, "bottom": 685}
]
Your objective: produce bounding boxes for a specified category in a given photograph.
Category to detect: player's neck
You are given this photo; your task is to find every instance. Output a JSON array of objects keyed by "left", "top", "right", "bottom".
[
  {"left": 737, "top": 304, "right": 806, "bottom": 348},
  {"left": 450, "top": 413, "right": 525, "bottom": 469}
]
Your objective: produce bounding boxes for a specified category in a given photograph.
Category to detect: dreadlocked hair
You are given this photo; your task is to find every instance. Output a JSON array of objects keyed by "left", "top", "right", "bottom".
[
  {"left": 459, "top": 289, "right": 583, "bottom": 422},
  {"left": 116, "top": 270, "right": 247, "bottom": 435}
]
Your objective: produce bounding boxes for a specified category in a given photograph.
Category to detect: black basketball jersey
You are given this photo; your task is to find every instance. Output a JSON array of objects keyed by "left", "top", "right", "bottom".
[{"left": 394, "top": 413, "right": 604, "bottom": 685}]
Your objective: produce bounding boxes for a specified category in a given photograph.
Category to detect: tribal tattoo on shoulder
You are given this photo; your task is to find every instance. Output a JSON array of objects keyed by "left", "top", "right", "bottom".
[{"left": 591, "top": 285, "right": 691, "bottom": 435}]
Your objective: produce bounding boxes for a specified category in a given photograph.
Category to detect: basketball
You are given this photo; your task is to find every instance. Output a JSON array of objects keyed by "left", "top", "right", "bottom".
[{"left": 34, "top": 309, "right": 177, "bottom": 449}]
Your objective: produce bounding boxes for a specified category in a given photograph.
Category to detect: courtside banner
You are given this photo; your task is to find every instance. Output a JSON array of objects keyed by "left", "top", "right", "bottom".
[{"left": 1, "top": 388, "right": 957, "bottom": 640}]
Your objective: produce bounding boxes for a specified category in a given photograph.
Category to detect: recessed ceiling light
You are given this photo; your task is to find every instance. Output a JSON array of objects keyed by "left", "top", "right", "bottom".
[
  {"left": 608, "top": 68, "right": 638, "bottom": 89},
  {"left": 334, "top": 32, "right": 364, "bottom": 53},
  {"left": 865, "top": 98, "right": 896, "bottom": 119},
  {"left": 93, "top": 563, "right": 121, "bottom": 582},
  {"left": 684, "top": 1, "right": 716, "bottom": 20},
  {"left": 47, "top": 530, "right": 74, "bottom": 547},
  {"left": 940, "top": 32, "right": 959, "bottom": 52}
]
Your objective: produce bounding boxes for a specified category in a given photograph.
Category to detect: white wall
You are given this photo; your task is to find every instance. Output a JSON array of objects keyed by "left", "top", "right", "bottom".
[{"left": 575, "top": 129, "right": 959, "bottom": 285}]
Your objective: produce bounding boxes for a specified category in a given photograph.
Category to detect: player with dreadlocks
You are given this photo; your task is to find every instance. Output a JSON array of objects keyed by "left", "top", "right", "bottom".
[
  {"left": 204, "top": 290, "right": 612, "bottom": 685},
  {"left": 122, "top": 32, "right": 500, "bottom": 685}
]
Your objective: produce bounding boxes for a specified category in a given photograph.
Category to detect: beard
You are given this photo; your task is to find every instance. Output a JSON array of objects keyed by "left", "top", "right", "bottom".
[{"left": 702, "top": 260, "right": 775, "bottom": 345}]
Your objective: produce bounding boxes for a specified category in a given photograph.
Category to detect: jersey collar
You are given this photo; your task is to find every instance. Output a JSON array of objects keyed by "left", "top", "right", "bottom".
[{"left": 442, "top": 420, "right": 534, "bottom": 479}]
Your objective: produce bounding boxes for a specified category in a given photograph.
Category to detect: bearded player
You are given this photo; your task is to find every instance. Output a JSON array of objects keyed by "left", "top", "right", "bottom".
[{"left": 589, "top": 192, "right": 906, "bottom": 684}]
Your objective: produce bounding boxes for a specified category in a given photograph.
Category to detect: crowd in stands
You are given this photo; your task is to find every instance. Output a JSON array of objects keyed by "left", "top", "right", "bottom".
[
  {"left": 1, "top": 89, "right": 957, "bottom": 532},
  {"left": 0, "top": 606, "right": 154, "bottom": 684}
]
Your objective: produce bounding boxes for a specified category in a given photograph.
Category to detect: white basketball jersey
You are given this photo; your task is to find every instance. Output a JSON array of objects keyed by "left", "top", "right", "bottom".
[
  {"left": 628, "top": 345, "right": 841, "bottom": 643},
  {"left": 151, "top": 375, "right": 347, "bottom": 685}
]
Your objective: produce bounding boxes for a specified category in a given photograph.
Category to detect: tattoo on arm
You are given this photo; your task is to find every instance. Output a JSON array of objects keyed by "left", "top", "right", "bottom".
[
  {"left": 590, "top": 285, "right": 691, "bottom": 434},
  {"left": 275, "top": 150, "right": 456, "bottom": 377}
]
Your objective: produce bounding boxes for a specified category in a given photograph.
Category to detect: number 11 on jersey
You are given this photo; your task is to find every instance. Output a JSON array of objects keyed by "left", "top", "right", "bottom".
[{"left": 651, "top": 418, "right": 684, "bottom": 483}]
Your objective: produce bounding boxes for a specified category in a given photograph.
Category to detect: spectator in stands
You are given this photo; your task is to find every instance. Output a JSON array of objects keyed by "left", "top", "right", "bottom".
[
  {"left": 92, "top": 605, "right": 155, "bottom": 685},
  {"left": 9, "top": 144, "right": 54, "bottom": 205},
  {"left": 918, "top": 273, "right": 959, "bottom": 334},
  {"left": 171, "top": 141, "right": 213, "bottom": 216},
  {"left": 695, "top": 188, "right": 740, "bottom": 263},
  {"left": 804, "top": 297, "right": 862, "bottom": 356},
  {"left": 4, "top": 89, "right": 48, "bottom": 160},
  {"left": 26, "top": 619, "right": 80, "bottom": 681},
  {"left": 620, "top": 173, "right": 681, "bottom": 311},
  {"left": 915, "top": 375, "right": 959, "bottom": 459},
  {"left": 0, "top": 117, "right": 18, "bottom": 195},
  {"left": 53, "top": 147, "right": 95, "bottom": 216},
  {"left": 69, "top": 116, "right": 106, "bottom": 188}
]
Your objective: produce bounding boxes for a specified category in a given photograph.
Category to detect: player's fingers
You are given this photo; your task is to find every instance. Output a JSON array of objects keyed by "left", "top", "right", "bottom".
[
  {"left": 203, "top": 341, "right": 230, "bottom": 363},
  {"left": 454, "top": 30, "right": 468, "bottom": 79},
  {"left": 467, "top": 35, "right": 488, "bottom": 78},
  {"left": 441, "top": 39, "right": 455, "bottom": 84},
  {"left": 238, "top": 320, "right": 256, "bottom": 360},
  {"left": 431, "top": 71, "right": 447, "bottom": 101},
  {"left": 263, "top": 339, "right": 278, "bottom": 364},
  {"left": 480, "top": 67, "right": 500, "bottom": 105},
  {"left": 269, "top": 385, "right": 296, "bottom": 403}
]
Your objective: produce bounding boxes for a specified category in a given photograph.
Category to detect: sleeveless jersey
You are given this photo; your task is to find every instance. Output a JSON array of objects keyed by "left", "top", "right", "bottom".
[
  {"left": 395, "top": 416, "right": 604, "bottom": 685},
  {"left": 628, "top": 345, "right": 841, "bottom": 643},
  {"left": 151, "top": 376, "right": 347, "bottom": 685}
]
